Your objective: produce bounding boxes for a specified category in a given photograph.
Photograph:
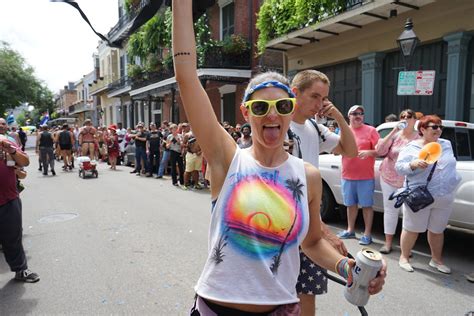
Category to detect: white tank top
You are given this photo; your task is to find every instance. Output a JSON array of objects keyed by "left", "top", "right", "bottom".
[{"left": 195, "top": 148, "right": 310, "bottom": 305}]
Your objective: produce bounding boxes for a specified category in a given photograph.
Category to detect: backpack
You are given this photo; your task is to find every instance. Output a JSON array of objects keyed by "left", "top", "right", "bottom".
[{"left": 286, "top": 119, "right": 326, "bottom": 159}]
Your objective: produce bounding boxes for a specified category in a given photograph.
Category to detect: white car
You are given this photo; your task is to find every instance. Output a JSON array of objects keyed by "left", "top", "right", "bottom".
[{"left": 319, "top": 120, "right": 474, "bottom": 232}]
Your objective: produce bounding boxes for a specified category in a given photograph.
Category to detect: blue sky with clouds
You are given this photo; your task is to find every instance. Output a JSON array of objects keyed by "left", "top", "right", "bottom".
[{"left": 0, "top": 0, "right": 118, "bottom": 92}]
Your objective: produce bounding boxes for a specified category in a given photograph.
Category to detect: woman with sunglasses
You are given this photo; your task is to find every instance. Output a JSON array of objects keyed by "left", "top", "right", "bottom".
[
  {"left": 172, "top": 1, "right": 385, "bottom": 314},
  {"left": 395, "top": 115, "right": 461, "bottom": 273},
  {"left": 375, "top": 109, "right": 419, "bottom": 254}
]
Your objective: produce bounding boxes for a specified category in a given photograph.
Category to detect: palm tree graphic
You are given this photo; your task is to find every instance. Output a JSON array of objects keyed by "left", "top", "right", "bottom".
[
  {"left": 212, "top": 227, "right": 230, "bottom": 264},
  {"left": 270, "top": 178, "right": 304, "bottom": 274}
]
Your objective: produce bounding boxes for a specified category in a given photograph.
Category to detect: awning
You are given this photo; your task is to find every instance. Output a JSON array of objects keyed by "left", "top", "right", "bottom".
[
  {"left": 129, "top": 68, "right": 252, "bottom": 98},
  {"left": 266, "top": 0, "right": 436, "bottom": 51}
]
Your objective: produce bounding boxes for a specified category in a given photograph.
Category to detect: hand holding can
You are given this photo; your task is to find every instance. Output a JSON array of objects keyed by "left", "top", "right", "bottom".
[{"left": 344, "top": 248, "right": 383, "bottom": 306}]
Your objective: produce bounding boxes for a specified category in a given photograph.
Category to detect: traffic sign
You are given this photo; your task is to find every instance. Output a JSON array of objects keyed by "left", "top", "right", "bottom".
[{"left": 397, "top": 70, "right": 435, "bottom": 96}]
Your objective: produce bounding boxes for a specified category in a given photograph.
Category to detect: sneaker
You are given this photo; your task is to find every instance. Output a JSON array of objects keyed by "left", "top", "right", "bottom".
[
  {"left": 156, "top": 175, "right": 163, "bottom": 179},
  {"left": 399, "top": 260, "right": 414, "bottom": 272},
  {"left": 429, "top": 260, "right": 451, "bottom": 274},
  {"left": 359, "top": 235, "right": 372, "bottom": 245},
  {"left": 130, "top": 170, "right": 137, "bottom": 174},
  {"left": 173, "top": 183, "right": 179, "bottom": 186},
  {"left": 51, "top": 169, "right": 56, "bottom": 176},
  {"left": 181, "top": 185, "right": 189, "bottom": 190},
  {"left": 15, "top": 269, "right": 40, "bottom": 283},
  {"left": 194, "top": 184, "right": 202, "bottom": 190},
  {"left": 379, "top": 245, "right": 392, "bottom": 254},
  {"left": 465, "top": 273, "right": 474, "bottom": 283},
  {"left": 145, "top": 173, "right": 152, "bottom": 178},
  {"left": 135, "top": 173, "right": 141, "bottom": 176},
  {"left": 337, "top": 230, "right": 356, "bottom": 239},
  {"left": 43, "top": 172, "right": 48, "bottom": 176}
]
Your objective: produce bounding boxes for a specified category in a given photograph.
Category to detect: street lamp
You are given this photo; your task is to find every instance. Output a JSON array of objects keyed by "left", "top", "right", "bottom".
[{"left": 397, "top": 18, "right": 419, "bottom": 70}]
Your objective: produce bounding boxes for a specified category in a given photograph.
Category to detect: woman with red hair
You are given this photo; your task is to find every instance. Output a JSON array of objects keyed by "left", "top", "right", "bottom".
[{"left": 395, "top": 115, "right": 461, "bottom": 274}]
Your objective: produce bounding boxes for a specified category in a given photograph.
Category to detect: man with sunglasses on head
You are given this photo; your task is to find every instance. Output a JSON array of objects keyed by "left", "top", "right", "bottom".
[
  {"left": 337, "top": 105, "right": 379, "bottom": 246},
  {"left": 289, "top": 70, "right": 358, "bottom": 316}
]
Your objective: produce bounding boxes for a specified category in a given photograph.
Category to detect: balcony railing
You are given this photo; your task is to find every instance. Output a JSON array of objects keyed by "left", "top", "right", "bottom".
[
  {"left": 69, "top": 102, "right": 93, "bottom": 114},
  {"left": 130, "top": 47, "right": 252, "bottom": 91},
  {"left": 109, "top": 76, "right": 132, "bottom": 92},
  {"left": 107, "top": 0, "right": 152, "bottom": 44},
  {"left": 90, "top": 75, "right": 114, "bottom": 94},
  {"left": 131, "top": 68, "right": 175, "bottom": 91},
  {"left": 202, "top": 47, "right": 251, "bottom": 70}
]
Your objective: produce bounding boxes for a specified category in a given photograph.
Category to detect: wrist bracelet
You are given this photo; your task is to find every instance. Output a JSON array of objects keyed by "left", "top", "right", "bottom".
[{"left": 336, "top": 257, "right": 351, "bottom": 280}]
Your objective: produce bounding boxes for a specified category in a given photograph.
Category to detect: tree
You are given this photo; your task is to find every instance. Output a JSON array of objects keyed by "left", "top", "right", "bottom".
[{"left": 0, "top": 41, "right": 54, "bottom": 122}]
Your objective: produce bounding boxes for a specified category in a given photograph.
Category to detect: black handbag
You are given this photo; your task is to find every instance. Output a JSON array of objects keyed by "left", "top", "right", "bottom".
[{"left": 389, "top": 162, "right": 437, "bottom": 212}]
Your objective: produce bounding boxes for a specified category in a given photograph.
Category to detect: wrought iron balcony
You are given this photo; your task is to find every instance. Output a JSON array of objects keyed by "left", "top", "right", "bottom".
[
  {"left": 90, "top": 75, "right": 114, "bottom": 95},
  {"left": 107, "top": 0, "right": 152, "bottom": 46},
  {"left": 202, "top": 46, "right": 251, "bottom": 70},
  {"left": 109, "top": 76, "right": 132, "bottom": 92},
  {"left": 131, "top": 67, "right": 175, "bottom": 91}
]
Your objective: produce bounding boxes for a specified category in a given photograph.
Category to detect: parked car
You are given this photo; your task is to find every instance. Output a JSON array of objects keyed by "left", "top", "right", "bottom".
[{"left": 319, "top": 120, "right": 474, "bottom": 231}]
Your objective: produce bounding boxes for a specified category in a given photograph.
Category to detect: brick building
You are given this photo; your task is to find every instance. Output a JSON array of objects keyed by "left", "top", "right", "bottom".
[{"left": 100, "top": 0, "right": 283, "bottom": 128}]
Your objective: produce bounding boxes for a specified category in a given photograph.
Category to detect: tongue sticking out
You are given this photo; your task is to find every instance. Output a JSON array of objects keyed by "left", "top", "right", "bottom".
[{"left": 263, "top": 126, "right": 280, "bottom": 143}]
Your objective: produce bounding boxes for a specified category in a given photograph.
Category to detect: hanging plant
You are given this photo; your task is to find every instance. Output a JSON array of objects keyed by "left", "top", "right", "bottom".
[{"left": 257, "top": 0, "right": 349, "bottom": 54}]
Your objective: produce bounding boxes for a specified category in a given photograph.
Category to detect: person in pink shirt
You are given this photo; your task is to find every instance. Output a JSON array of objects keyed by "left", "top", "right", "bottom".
[
  {"left": 375, "top": 109, "right": 419, "bottom": 254},
  {"left": 337, "top": 105, "right": 380, "bottom": 245}
]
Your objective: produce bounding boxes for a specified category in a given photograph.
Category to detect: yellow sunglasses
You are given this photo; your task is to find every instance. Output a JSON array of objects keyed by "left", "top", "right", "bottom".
[{"left": 243, "top": 98, "right": 296, "bottom": 117}]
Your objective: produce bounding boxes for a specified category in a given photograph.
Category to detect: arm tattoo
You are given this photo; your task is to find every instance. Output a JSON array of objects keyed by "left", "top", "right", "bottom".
[{"left": 173, "top": 52, "right": 191, "bottom": 58}]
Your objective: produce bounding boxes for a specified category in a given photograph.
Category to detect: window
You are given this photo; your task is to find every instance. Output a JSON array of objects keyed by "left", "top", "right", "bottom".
[
  {"left": 222, "top": 92, "right": 236, "bottom": 125},
  {"left": 221, "top": 2, "right": 234, "bottom": 39}
]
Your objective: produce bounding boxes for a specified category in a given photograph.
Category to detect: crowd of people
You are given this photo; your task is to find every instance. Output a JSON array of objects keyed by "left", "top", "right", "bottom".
[{"left": 0, "top": 3, "right": 470, "bottom": 312}]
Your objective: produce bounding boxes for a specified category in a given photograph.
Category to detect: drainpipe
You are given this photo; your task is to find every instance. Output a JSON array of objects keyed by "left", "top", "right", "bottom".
[{"left": 248, "top": 0, "right": 253, "bottom": 66}]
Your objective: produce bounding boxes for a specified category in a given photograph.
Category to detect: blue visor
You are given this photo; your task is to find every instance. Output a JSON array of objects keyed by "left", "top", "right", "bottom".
[{"left": 243, "top": 81, "right": 295, "bottom": 102}]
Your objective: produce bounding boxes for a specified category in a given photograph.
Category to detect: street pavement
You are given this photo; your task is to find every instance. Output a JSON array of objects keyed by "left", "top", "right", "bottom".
[{"left": 0, "top": 149, "right": 473, "bottom": 315}]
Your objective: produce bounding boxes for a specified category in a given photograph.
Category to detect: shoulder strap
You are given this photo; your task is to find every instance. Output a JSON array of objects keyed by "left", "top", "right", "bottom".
[
  {"left": 426, "top": 161, "right": 437, "bottom": 184},
  {"left": 287, "top": 128, "right": 302, "bottom": 159},
  {"left": 308, "top": 118, "right": 326, "bottom": 142}
]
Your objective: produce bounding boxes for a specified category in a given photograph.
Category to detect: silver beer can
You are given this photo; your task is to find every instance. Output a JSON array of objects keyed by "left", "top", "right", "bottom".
[{"left": 344, "top": 248, "right": 383, "bottom": 306}]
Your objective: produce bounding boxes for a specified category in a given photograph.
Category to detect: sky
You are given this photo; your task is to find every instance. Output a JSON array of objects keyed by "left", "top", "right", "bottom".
[{"left": 0, "top": 0, "right": 118, "bottom": 93}]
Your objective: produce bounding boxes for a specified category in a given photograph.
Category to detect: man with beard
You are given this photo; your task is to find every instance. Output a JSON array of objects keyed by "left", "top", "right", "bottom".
[
  {"left": 0, "top": 118, "right": 40, "bottom": 283},
  {"left": 337, "top": 105, "right": 379, "bottom": 246}
]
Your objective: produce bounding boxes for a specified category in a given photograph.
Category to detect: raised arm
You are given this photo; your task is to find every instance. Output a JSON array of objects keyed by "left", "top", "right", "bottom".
[{"left": 172, "top": 0, "right": 236, "bottom": 178}]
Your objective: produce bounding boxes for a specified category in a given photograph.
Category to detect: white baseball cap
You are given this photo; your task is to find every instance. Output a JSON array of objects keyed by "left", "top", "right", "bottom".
[{"left": 348, "top": 105, "right": 365, "bottom": 116}]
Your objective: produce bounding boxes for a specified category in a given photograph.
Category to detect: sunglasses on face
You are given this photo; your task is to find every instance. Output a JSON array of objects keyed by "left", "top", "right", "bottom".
[
  {"left": 426, "top": 124, "right": 444, "bottom": 130},
  {"left": 244, "top": 98, "right": 296, "bottom": 117},
  {"left": 400, "top": 115, "right": 413, "bottom": 119},
  {"left": 350, "top": 112, "right": 364, "bottom": 116}
]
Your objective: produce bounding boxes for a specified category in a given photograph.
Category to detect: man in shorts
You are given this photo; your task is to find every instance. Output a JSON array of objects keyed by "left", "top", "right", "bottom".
[
  {"left": 79, "top": 119, "right": 96, "bottom": 160},
  {"left": 290, "top": 70, "right": 358, "bottom": 316},
  {"left": 337, "top": 105, "right": 380, "bottom": 245},
  {"left": 183, "top": 127, "right": 202, "bottom": 190},
  {"left": 58, "top": 124, "right": 74, "bottom": 170}
]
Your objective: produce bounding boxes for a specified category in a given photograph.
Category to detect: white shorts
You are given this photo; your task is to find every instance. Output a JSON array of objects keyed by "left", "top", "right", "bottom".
[{"left": 402, "top": 193, "right": 454, "bottom": 234}]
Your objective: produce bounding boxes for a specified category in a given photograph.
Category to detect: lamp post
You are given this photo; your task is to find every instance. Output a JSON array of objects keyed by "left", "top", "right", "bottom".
[
  {"left": 397, "top": 18, "right": 419, "bottom": 71},
  {"left": 397, "top": 18, "right": 419, "bottom": 109}
]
